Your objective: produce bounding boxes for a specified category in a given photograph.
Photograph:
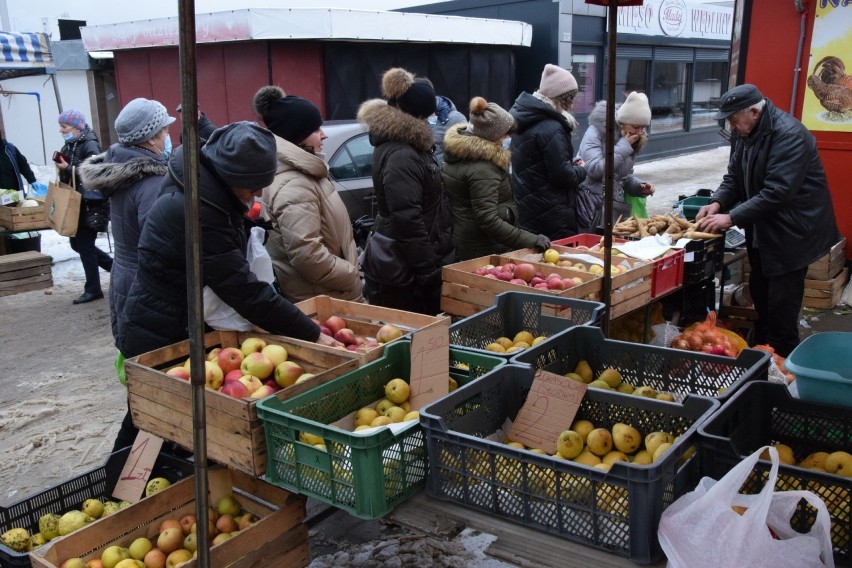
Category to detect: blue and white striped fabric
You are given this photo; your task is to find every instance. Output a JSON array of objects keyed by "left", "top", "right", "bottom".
[{"left": 0, "top": 32, "right": 52, "bottom": 70}]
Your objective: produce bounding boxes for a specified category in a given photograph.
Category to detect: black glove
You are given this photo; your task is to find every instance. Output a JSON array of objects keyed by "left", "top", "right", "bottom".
[{"left": 534, "top": 234, "right": 551, "bottom": 252}]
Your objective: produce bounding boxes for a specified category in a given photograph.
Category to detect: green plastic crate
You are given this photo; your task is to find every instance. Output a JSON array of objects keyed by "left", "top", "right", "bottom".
[
  {"left": 681, "top": 196, "right": 712, "bottom": 221},
  {"left": 256, "top": 340, "right": 506, "bottom": 519}
]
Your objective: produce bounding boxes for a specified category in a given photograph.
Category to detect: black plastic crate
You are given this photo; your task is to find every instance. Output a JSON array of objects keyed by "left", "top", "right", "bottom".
[
  {"left": 419, "top": 364, "right": 719, "bottom": 563},
  {"left": 511, "top": 325, "right": 769, "bottom": 402},
  {"left": 682, "top": 258, "right": 715, "bottom": 285},
  {"left": 448, "top": 291, "right": 605, "bottom": 359},
  {"left": 698, "top": 381, "right": 852, "bottom": 565},
  {"left": 0, "top": 447, "right": 193, "bottom": 567}
]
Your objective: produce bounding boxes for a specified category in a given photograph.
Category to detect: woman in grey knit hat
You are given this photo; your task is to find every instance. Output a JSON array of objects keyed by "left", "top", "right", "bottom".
[{"left": 443, "top": 96, "right": 551, "bottom": 260}]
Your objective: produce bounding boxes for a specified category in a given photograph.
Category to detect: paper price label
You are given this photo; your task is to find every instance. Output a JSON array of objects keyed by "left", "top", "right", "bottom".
[
  {"left": 408, "top": 322, "right": 450, "bottom": 410},
  {"left": 112, "top": 431, "right": 164, "bottom": 503}
]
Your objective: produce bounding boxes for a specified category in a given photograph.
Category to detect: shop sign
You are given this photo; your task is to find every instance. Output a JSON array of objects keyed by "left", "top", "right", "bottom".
[{"left": 617, "top": 0, "right": 732, "bottom": 41}]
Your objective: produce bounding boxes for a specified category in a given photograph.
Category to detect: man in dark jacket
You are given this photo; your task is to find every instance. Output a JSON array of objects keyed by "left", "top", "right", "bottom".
[
  {"left": 357, "top": 67, "right": 454, "bottom": 315},
  {"left": 697, "top": 84, "right": 840, "bottom": 356},
  {"left": 509, "top": 64, "right": 587, "bottom": 241},
  {"left": 0, "top": 133, "right": 36, "bottom": 192},
  {"left": 112, "top": 121, "right": 339, "bottom": 450}
]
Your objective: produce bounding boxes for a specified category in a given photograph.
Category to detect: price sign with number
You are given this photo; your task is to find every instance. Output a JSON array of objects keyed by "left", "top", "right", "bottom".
[
  {"left": 112, "top": 432, "right": 164, "bottom": 503},
  {"left": 408, "top": 322, "right": 450, "bottom": 410},
  {"left": 507, "top": 370, "right": 587, "bottom": 455}
]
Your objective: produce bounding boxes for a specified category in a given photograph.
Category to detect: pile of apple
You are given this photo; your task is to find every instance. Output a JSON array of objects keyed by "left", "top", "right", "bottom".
[
  {"left": 473, "top": 261, "right": 585, "bottom": 291},
  {"left": 165, "top": 337, "right": 315, "bottom": 400},
  {"left": 315, "top": 315, "right": 404, "bottom": 352},
  {"left": 564, "top": 360, "right": 676, "bottom": 401},
  {"left": 53, "top": 493, "right": 254, "bottom": 568}
]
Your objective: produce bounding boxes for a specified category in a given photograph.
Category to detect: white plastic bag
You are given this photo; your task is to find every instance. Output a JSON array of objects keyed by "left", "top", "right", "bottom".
[
  {"left": 659, "top": 446, "right": 834, "bottom": 568},
  {"left": 203, "top": 226, "right": 275, "bottom": 331}
]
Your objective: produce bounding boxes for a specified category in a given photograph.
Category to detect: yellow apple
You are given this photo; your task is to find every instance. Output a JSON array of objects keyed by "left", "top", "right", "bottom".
[{"left": 384, "top": 378, "right": 410, "bottom": 404}]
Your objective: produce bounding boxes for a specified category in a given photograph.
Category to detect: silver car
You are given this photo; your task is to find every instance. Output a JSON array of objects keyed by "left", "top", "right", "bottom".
[{"left": 323, "top": 120, "right": 376, "bottom": 225}]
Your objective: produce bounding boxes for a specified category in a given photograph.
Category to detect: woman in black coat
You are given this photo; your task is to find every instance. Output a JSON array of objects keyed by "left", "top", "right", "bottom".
[{"left": 56, "top": 109, "right": 112, "bottom": 304}]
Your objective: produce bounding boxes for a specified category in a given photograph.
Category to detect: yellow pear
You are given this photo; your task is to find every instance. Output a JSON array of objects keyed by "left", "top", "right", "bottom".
[
  {"left": 484, "top": 342, "right": 506, "bottom": 353},
  {"left": 588, "top": 379, "right": 611, "bottom": 390},
  {"left": 543, "top": 249, "right": 560, "bottom": 264},
  {"left": 824, "top": 451, "right": 852, "bottom": 477},
  {"left": 612, "top": 423, "right": 642, "bottom": 454},
  {"left": 354, "top": 407, "right": 379, "bottom": 427},
  {"left": 495, "top": 337, "right": 514, "bottom": 350},
  {"left": 633, "top": 386, "right": 657, "bottom": 398},
  {"left": 652, "top": 442, "right": 673, "bottom": 463},
  {"left": 799, "top": 452, "right": 830, "bottom": 470},
  {"left": 598, "top": 368, "right": 622, "bottom": 388},
  {"left": 570, "top": 419, "right": 595, "bottom": 441},
  {"left": 586, "top": 428, "right": 613, "bottom": 456},
  {"left": 513, "top": 331, "right": 535, "bottom": 346},
  {"left": 556, "top": 430, "right": 584, "bottom": 459},
  {"left": 759, "top": 443, "right": 796, "bottom": 466},
  {"left": 532, "top": 336, "right": 547, "bottom": 346},
  {"left": 602, "top": 451, "right": 629, "bottom": 465},
  {"left": 563, "top": 372, "right": 585, "bottom": 383},
  {"left": 616, "top": 382, "right": 635, "bottom": 394},
  {"left": 656, "top": 392, "right": 675, "bottom": 402},
  {"left": 572, "top": 450, "right": 602, "bottom": 467},
  {"left": 574, "top": 360, "right": 593, "bottom": 383},
  {"left": 632, "top": 450, "right": 653, "bottom": 465},
  {"left": 645, "top": 431, "right": 675, "bottom": 456}
]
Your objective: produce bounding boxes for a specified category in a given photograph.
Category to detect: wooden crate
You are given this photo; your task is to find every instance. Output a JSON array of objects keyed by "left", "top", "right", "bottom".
[
  {"left": 0, "top": 251, "right": 52, "bottom": 296},
  {"left": 295, "top": 295, "right": 450, "bottom": 363},
  {"left": 0, "top": 199, "right": 48, "bottom": 230},
  {"left": 30, "top": 468, "right": 309, "bottom": 568},
  {"left": 803, "top": 266, "right": 849, "bottom": 309},
  {"left": 805, "top": 237, "right": 846, "bottom": 280},
  {"left": 125, "top": 330, "right": 359, "bottom": 476},
  {"left": 440, "top": 253, "right": 652, "bottom": 319}
]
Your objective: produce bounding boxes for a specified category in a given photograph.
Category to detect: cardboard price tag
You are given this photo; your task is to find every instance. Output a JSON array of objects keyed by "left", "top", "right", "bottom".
[
  {"left": 408, "top": 321, "right": 450, "bottom": 410},
  {"left": 112, "top": 431, "right": 164, "bottom": 503},
  {"left": 507, "top": 369, "right": 586, "bottom": 455}
]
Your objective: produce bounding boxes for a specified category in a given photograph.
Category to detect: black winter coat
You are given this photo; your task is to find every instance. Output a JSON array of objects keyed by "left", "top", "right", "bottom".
[
  {"left": 509, "top": 92, "right": 586, "bottom": 240},
  {"left": 0, "top": 139, "right": 36, "bottom": 191},
  {"left": 711, "top": 99, "right": 840, "bottom": 277},
  {"left": 116, "top": 146, "right": 319, "bottom": 358},
  {"left": 357, "top": 99, "right": 454, "bottom": 288},
  {"left": 60, "top": 129, "right": 103, "bottom": 200}
]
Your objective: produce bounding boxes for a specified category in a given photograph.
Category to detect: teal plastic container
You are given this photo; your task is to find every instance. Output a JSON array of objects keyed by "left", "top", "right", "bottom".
[
  {"left": 786, "top": 332, "right": 852, "bottom": 408},
  {"left": 681, "top": 196, "right": 712, "bottom": 220}
]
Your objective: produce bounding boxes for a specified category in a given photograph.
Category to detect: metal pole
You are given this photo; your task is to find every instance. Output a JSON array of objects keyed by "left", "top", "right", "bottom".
[
  {"left": 176, "top": 1, "right": 210, "bottom": 566},
  {"left": 50, "top": 74, "right": 63, "bottom": 114},
  {"left": 601, "top": 0, "right": 618, "bottom": 334}
]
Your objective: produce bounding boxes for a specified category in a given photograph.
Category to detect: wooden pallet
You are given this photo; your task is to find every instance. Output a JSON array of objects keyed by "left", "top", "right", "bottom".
[
  {"left": 0, "top": 251, "right": 52, "bottom": 296},
  {"left": 31, "top": 468, "right": 309, "bottom": 568},
  {"left": 125, "top": 330, "right": 359, "bottom": 476},
  {"left": 0, "top": 200, "right": 48, "bottom": 230},
  {"left": 806, "top": 238, "right": 846, "bottom": 281},
  {"left": 804, "top": 266, "right": 849, "bottom": 309}
]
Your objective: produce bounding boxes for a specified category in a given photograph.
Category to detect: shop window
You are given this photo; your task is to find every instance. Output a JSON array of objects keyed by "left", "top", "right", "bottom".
[
  {"left": 650, "top": 62, "right": 689, "bottom": 133},
  {"left": 571, "top": 53, "right": 598, "bottom": 115},
  {"left": 692, "top": 61, "right": 727, "bottom": 129},
  {"left": 616, "top": 59, "right": 649, "bottom": 101}
]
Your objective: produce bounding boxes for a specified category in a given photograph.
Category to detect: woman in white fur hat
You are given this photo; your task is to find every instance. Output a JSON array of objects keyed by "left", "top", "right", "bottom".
[{"left": 575, "top": 91, "right": 656, "bottom": 231}]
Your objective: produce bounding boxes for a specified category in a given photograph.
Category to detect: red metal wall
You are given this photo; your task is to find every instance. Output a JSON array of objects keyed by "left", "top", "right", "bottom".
[
  {"left": 744, "top": 0, "right": 851, "bottom": 259},
  {"left": 113, "top": 41, "right": 326, "bottom": 135}
]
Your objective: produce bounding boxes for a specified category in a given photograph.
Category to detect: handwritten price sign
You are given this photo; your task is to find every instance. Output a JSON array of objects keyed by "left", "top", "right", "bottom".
[
  {"left": 112, "top": 431, "right": 164, "bottom": 503},
  {"left": 507, "top": 369, "right": 587, "bottom": 455},
  {"left": 408, "top": 322, "right": 450, "bottom": 410}
]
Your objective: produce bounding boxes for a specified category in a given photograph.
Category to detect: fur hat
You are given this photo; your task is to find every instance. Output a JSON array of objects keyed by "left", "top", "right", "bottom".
[
  {"left": 58, "top": 109, "right": 87, "bottom": 131},
  {"left": 616, "top": 92, "right": 652, "bottom": 126},
  {"left": 253, "top": 85, "right": 323, "bottom": 146},
  {"left": 382, "top": 67, "right": 436, "bottom": 119},
  {"left": 467, "top": 97, "right": 514, "bottom": 142},
  {"left": 115, "top": 98, "right": 176, "bottom": 144},
  {"left": 201, "top": 121, "right": 277, "bottom": 190},
  {"left": 539, "top": 64, "right": 578, "bottom": 99}
]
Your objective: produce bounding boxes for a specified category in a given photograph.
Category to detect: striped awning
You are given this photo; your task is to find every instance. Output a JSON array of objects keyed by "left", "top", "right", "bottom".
[{"left": 0, "top": 32, "right": 53, "bottom": 79}]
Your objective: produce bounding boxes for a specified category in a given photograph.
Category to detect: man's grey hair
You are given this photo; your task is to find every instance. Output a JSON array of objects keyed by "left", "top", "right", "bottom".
[{"left": 748, "top": 99, "right": 766, "bottom": 113}]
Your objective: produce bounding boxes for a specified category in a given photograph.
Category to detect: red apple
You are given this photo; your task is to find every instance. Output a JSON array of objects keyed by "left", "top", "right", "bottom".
[
  {"left": 546, "top": 277, "right": 565, "bottom": 290},
  {"left": 325, "top": 316, "right": 347, "bottom": 335},
  {"left": 534, "top": 283, "right": 550, "bottom": 290},
  {"left": 509, "top": 278, "right": 527, "bottom": 286},
  {"left": 240, "top": 352, "right": 274, "bottom": 379},
  {"left": 346, "top": 344, "right": 359, "bottom": 351},
  {"left": 529, "top": 276, "right": 545, "bottom": 287},
  {"left": 513, "top": 263, "right": 536, "bottom": 283},
  {"left": 206, "top": 347, "right": 221, "bottom": 362},
  {"left": 217, "top": 347, "right": 244, "bottom": 375},
  {"left": 249, "top": 385, "right": 277, "bottom": 399},
  {"left": 237, "top": 374, "right": 263, "bottom": 394},
  {"left": 376, "top": 324, "right": 404, "bottom": 344},
  {"left": 224, "top": 369, "right": 244, "bottom": 384},
  {"left": 263, "top": 379, "right": 282, "bottom": 392},
  {"left": 320, "top": 325, "right": 333, "bottom": 336},
  {"left": 495, "top": 272, "right": 512, "bottom": 282},
  {"left": 334, "top": 328, "right": 357, "bottom": 345},
  {"left": 474, "top": 266, "right": 489, "bottom": 276},
  {"left": 483, "top": 273, "right": 498, "bottom": 279},
  {"left": 501, "top": 263, "right": 516, "bottom": 273},
  {"left": 275, "top": 361, "right": 305, "bottom": 388},
  {"left": 167, "top": 367, "right": 191, "bottom": 381},
  {"left": 221, "top": 380, "right": 250, "bottom": 399},
  {"left": 204, "top": 361, "right": 224, "bottom": 390},
  {"left": 562, "top": 278, "right": 576, "bottom": 289}
]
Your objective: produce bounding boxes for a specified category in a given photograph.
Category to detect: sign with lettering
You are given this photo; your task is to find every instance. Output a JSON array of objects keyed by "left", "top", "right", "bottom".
[
  {"left": 408, "top": 321, "right": 450, "bottom": 410},
  {"left": 617, "top": 0, "right": 733, "bottom": 40},
  {"left": 507, "top": 370, "right": 587, "bottom": 455},
  {"left": 112, "top": 432, "right": 164, "bottom": 503}
]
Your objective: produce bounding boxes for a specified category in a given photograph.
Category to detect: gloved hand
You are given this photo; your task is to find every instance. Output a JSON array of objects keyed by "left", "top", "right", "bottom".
[
  {"left": 30, "top": 182, "right": 48, "bottom": 198},
  {"left": 534, "top": 234, "right": 551, "bottom": 252}
]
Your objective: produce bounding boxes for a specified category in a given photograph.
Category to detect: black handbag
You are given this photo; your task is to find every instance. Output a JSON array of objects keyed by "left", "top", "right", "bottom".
[
  {"left": 360, "top": 231, "right": 415, "bottom": 286},
  {"left": 82, "top": 200, "right": 110, "bottom": 232}
]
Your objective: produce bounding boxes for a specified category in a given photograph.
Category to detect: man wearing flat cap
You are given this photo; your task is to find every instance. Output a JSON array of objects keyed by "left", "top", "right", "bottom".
[
  {"left": 112, "top": 121, "right": 340, "bottom": 449},
  {"left": 696, "top": 84, "right": 840, "bottom": 356}
]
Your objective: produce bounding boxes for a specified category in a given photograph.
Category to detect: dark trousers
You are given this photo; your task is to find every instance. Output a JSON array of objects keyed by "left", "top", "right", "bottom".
[
  {"left": 748, "top": 249, "right": 807, "bottom": 357},
  {"left": 69, "top": 225, "right": 112, "bottom": 295},
  {"left": 111, "top": 406, "right": 139, "bottom": 453},
  {"left": 363, "top": 275, "right": 442, "bottom": 315}
]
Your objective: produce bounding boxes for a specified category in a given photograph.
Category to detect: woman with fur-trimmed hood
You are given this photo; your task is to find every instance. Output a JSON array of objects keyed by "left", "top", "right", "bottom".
[
  {"left": 575, "top": 92, "right": 656, "bottom": 231},
  {"left": 78, "top": 98, "right": 175, "bottom": 341},
  {"left": 252, "top": 86, "right": 364, "bottom": 303},
  {"left": 357, "top": 67, "right": 454, "bottom": 315},
  {"left": 443, "top": 97, "right": 551, "bottom": 261}
]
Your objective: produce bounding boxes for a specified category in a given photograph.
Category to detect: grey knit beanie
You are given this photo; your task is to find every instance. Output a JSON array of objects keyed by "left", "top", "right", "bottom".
[
  {"left": 616, "top": 92, "right": 652, "bottom": 126},
  {"left": 115, "top": 98, "right": 176, "bottom": 144},
  {"left": 467, "top": 96, "right": 514, "bottom": 142},
  {"left": 538, "top": 64, "right": 579, "bottom": 99},
  {"left": 201, "top": 121, "right": 277, "bottom": 190}
]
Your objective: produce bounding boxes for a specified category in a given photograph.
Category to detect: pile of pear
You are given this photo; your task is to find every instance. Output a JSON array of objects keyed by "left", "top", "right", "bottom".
[
  {"left": 483, "top": 331, "right": 547, "bottom": 354},
  {"left": 565, "top": 360, "right": 676, "bottom": 402},
  {"left": 552, "top": 421, "right": 687, "bottom": 470}
]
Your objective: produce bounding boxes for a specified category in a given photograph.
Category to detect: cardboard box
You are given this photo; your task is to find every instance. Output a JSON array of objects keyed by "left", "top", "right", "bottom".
[
  {"left": 0, "top": 199, "right": 47, "bottom": 230},
  {"left": 0, "top": 251, "right": 52, "bottom": 296},
  {"left": 295, "top": 295, "right": 451, "bottom": 363},
  {"left": 30, "top": 468, "right": 309, "bottom": 568},
  {"left": 125, "top": 330, "right": 359, "bottom": 476},
  {"left": 803, "top": 266, "right": 849, "bottom": 309}
]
